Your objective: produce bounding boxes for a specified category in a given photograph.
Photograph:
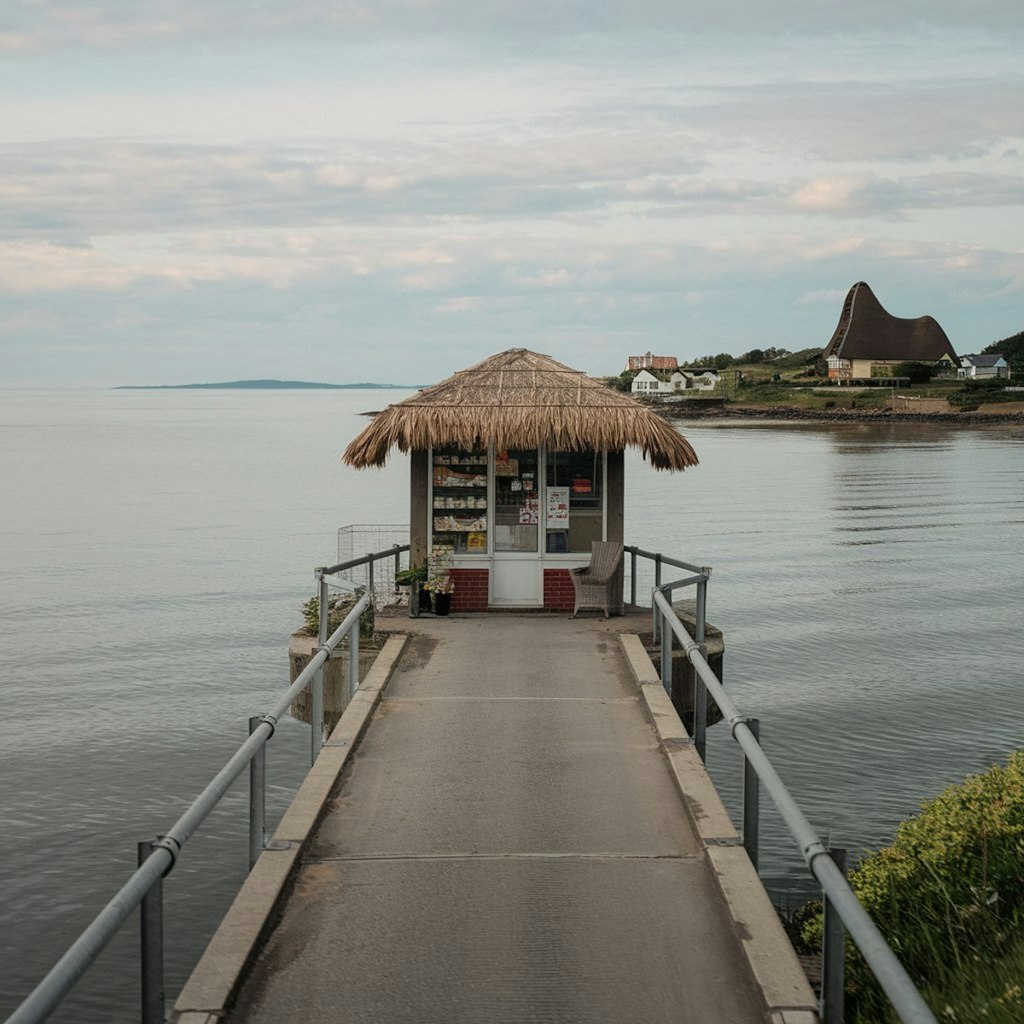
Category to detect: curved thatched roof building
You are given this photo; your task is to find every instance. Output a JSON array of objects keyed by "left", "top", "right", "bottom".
[
  {"left": 344, "top": 348, "right": 698, "bottom": 470},
  {"left": 823, "top": 282, "right": 957, "bottom": 364}
]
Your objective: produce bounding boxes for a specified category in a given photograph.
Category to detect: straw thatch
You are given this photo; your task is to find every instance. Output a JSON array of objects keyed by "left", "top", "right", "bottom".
[
  {"left": 343, "top": 349, "right": 698, "bottom": 471},
  {"left": 823, "top": 282, "right": 958, "bottom": 363}
]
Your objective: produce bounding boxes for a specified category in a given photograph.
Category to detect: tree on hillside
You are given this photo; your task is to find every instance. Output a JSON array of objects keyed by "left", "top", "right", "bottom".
[
  {"left": 892, "top": 361, "right": 933, "bottom": 384},
  {"left": 982, "top": 329, "right": 1024, "bottom": 369},
  {"left": 739, "top": 348, "right": 765, "bottom": 364},
  {"left": 606, "top": 370, "right": 637, "bottom": 392},
  {"left": 684, "top": 353, "right": 734, "bottom": 370}
]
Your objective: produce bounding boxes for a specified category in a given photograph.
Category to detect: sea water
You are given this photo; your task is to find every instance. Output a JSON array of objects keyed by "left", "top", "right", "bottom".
[{"left": 1, "top": 390, "right": 1022, "bottom": 1021}]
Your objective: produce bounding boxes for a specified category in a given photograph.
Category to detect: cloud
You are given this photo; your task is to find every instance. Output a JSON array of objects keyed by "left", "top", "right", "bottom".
[{"left": 4, "top": 1, "right": 1024, "bottom": 52}]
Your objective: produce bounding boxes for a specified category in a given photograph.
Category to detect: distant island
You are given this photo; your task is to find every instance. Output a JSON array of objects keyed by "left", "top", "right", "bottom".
[{"left": 114, "top": 379, "right": 421, "bottom": 390}]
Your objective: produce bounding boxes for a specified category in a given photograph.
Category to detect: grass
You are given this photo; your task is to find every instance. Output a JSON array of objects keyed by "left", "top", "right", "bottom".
[
  {"left": 798, "top": 754, "right": 1024, "bottom": 1023},
  {"left": 865, "top": 934, "right": 1024, "bottom": 1023}
]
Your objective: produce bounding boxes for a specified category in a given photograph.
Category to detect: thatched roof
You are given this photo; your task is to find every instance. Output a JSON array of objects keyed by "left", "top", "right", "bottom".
[
  {"left": 823, "top": 282, "right": 957, "bottom": 363},
  {"left": 343, "top": 348, "right": 698, "bottom": 471}
]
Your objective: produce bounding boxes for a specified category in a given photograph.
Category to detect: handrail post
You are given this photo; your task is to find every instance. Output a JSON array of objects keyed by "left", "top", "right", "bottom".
[
  {"left": 630, "top": 548, "right": 637, "bottom": 607},
  {"left": 248, "top": 716, "right": 266, "bottom": 871},
  {"left": 694, "top": 649, "right": 708, "bottom": 762},
  {"left": 660, "top": 607, "right": 672, "bottom": 695},
  {"left": 349, "top": 618, "right": 360, "bottom": 699},
  {"left": 138, "top": 840, "right": 164, "bottom": 1024},
  {"left": 653, "top": 555, "right": 663, "bottom": 642},
  {"left": 312, "top": 574, "right": 328, "bottom": 765},
  {"left": 743, "top": 718, "right": 760, "bottom": 871},
  {"left": 695, "top": 576, "right": 707, "bottom": 645},
  {"left": 822, "top": 847, "right": 849, "bottom": 1024},
  {"left": 366, "top": 553, "right": 375, "bottom": 596},
  {"left": 393, "top": 545, "right": 401, "bottom": 592}
]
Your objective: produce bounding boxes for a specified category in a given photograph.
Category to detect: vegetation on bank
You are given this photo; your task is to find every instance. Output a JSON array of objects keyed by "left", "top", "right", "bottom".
[
  {"left": 606, "top": 341, "right": 1023, "bottom": 415},
  {"left": 982, "top": 329, "right": 1024, "bottom": 370},
  {"left": 795, "top": 754, "right": 1024, "bottom": 1022}
]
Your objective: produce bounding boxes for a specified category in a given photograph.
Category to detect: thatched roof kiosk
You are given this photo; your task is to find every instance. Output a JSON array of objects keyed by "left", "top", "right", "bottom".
[
  {"left": 343, "top": 348, "right": 698, "bottom": 611},
  {"left": 344, "top": 348, "right": 698, "bottom": 471}
]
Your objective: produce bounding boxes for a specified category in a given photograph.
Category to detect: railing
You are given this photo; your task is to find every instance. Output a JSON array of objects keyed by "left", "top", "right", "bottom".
[
  {"left": 651, "top": 582, "right": 937, "bottom": 1024},
  {"left": 5, "top": 546, "right": 404, "bottom": 1024}
]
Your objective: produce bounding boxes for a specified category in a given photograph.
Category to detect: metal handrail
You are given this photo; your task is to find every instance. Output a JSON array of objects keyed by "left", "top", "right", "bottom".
[
  {"left": 316, "top": 542, "right": 410, "bottom": 577},
  {"left": 624, "top": 544, "right": 709, "bottom": 576},
  {"left": 5, "top": 572, "right": 378, "bottom": 1024},
  {"left": 651, "top": 588, "right": 937, "bottom": 1024}
]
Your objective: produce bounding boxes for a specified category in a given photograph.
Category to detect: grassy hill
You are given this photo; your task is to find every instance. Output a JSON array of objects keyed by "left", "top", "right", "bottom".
[{"left": 982, "top": 329, "right": 1024, "bottom": 368}]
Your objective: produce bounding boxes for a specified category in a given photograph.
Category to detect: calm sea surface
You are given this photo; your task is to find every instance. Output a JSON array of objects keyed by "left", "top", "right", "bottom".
[{"left": 2, "top": 390, "right": 1023, "bottom": 1021}]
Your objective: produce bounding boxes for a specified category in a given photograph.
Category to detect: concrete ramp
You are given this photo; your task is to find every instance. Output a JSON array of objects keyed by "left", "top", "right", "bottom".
[{"left": 180, "top": 615, "right": 815, "bottom": 1024}]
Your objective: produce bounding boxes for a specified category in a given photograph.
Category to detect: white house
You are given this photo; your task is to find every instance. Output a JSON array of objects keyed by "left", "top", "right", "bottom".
[
  {"left": 686, "top": 370, "right": 719, "bottom": 391},
  {"left": 631, "top": 369, "right": 682, "bottom": 395},
  {"left": 631, "top": 368, "right": 719, "bottom": 396},
  {"left": 959, "top": 354, "right": 1011, "bottom": 380}
]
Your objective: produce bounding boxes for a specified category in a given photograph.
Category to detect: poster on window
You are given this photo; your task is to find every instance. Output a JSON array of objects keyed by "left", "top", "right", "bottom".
[
  {"left": 546, "top": 486, "right": 570, "bottom": 528},
  {"left": 494, "top": 452, "right": 519, "bottom": 476},
  {"left": 519, "top": 498, "right": 539, "bottom": 525}
]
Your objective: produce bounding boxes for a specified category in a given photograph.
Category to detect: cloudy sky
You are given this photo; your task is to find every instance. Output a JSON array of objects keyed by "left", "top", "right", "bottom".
[{"left": 2, "top": 2, "right": 1023, "bottom": 387}]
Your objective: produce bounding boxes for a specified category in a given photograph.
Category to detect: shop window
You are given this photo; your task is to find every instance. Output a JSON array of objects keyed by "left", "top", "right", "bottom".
[
  {"left": 545, "top": 450, "right": 603, "bottom": 553},
  {"left": 494, "top": 449, "right": 540, "bottom": 552},
  {"left": 431, "top": 446, "right": 488, "bottom": 554}
]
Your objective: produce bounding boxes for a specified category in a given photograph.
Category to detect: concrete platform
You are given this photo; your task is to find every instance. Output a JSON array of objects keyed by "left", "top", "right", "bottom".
[{"left": 189, "top": 615, "right": 813, "bottom": 1024}]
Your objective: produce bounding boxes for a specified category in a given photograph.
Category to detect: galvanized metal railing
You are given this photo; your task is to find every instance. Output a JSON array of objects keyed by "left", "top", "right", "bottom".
[
  {"left": 651, "top": 584, "right": 938, "bottom": 1024},
  {"left": 5, "top": 545, "right": 405, "bottom": 1024}
]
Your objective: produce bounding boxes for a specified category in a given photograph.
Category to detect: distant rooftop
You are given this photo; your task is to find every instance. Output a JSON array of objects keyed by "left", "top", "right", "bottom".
[{"left": 823, "top": 282, "right": 957, "bottom": 363}]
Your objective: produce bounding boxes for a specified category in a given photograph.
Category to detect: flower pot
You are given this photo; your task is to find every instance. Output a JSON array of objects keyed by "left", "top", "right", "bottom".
[
  {"left": 432, "top": 592, "right": 452, "bottom": 616},
  {"left": 418, "top": 584, "right": 433, "bottom": 611}
]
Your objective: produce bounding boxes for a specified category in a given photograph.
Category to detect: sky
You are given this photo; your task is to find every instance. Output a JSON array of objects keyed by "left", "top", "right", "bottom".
[{"left": 1, "top": 2, "right": 1023, "bottom": 387}]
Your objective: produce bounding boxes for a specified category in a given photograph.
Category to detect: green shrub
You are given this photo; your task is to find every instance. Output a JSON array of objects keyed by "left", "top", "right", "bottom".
[
  {"left": 301, "top": 592, "right": 375, "bottom": 641},
  {"left": 802, "top": 753, "right": 1024, "bottom": 1020},
  {"left": 890, "top": 361, "right": 934, "bottom": 384},
  {"left": 948, "top": 382, "right": 1017, "bottom": 406}
]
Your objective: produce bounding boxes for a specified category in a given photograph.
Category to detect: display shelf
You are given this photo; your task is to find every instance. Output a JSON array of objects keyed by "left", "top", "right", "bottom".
[
  {"left": 432, "top": 474, "right": 487, "bottom": 488},
  {"left": 433, "top": 515, "right": 487, "bottom": 533}
]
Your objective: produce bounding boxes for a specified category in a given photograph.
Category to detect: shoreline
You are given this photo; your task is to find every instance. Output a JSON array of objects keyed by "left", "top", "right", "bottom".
[{"left": 658, "top": 404, "right": 1024, "bottom": 425}]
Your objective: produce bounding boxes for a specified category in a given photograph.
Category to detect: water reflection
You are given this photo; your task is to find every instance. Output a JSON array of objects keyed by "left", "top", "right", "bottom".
[{"left": 641, "top": 419, "right": 1024, "bottom": 906}]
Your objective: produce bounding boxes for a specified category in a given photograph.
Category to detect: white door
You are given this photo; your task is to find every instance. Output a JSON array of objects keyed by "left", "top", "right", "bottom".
[{"left": 490, "top": 447, "right": 542, "bottom": 605}]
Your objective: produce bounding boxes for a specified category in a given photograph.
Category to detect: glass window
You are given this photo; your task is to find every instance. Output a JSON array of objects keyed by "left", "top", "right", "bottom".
[
  {"left": 545, "top": 450, "right": 603, "bottom": 553},
  {"left": 431, "top": 446, "right": 488, "bottom": 554},
  {"left": 494, "top": 448, "right": 540, "bottom": 552}
]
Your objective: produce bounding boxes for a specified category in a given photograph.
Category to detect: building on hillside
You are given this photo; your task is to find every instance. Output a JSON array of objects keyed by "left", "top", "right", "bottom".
[
  {"left": 627, "top": 352, "right": 678, "bottom": 371},
  {"left": 631, "top": 369, "right": 684, "bottom": 395},
  {"left": 959, "top": 354, "right": 1011, "bottom": 380},
  {"left": 631, "top": 368, "right": 720, "bottom": 396},
  {"left": 822, "top": 282, "right": 958, "bottom": 382},
  {"left": 686, "top": 369, "right": 719, "bottom": 391}
]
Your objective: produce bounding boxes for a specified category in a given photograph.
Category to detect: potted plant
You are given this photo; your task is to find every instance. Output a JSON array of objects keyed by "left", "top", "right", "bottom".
[
  {"left": 424, "top": 571, "right": 455, "bottom": 615},
  {"left": 424, "top": 545, "right": 456, "bottom": 615},
  {"left": 394, "top": 564, "right": 428, "bottom": 608}
]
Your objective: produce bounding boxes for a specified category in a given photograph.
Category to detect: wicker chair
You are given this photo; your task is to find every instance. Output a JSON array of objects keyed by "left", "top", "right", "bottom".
[{"left": 569, "top": 541, "right": 624, "bottom": 618}]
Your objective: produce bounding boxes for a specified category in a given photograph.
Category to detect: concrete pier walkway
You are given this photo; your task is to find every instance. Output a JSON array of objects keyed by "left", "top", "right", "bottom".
[{"left": 179, "top": 613, "right": 816, "bottom": 1024}]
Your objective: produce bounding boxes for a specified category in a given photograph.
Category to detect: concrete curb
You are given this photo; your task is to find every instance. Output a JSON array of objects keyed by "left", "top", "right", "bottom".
[
  {"left": 172, "top": 634, "right": 409, "bottom": 1021},
  {"left": 620, "top": 633, "right": 819, "bottom": 1023}
]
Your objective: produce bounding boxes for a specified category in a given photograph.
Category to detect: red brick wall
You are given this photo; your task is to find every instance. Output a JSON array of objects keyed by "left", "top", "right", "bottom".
[
  {"left": 543, "top": 568, "right": 575, "bottom": 610},
  {"left": 450, "top": 568, "right": 489, "bottom": 611}
]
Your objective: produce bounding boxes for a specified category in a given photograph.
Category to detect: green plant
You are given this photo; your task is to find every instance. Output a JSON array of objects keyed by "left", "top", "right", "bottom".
[
  {"left": 424, "top": 545, "right": 455, "bottom": 594},
  {"left": 890, "top": 361, "right": 934, "bottom": 384},
  {"left": 395, "top": 564, "right": 427, "bottom": 586},
  {"left": 801, "top": 753, "right": 1024, "bottom": 1021},
  {"left": 301, "top": 591, "right": 375, "bottom": 640}
]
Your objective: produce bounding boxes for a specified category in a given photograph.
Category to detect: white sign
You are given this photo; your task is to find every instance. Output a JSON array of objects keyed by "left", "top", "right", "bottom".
[{"left": 546, "top": 487, "right": 570, "bottom": 529}]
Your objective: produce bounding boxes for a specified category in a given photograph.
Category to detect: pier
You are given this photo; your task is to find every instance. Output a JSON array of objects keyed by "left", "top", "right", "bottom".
[{"left": 174, "top": 610, "right": 817, "bottom": 1024}]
